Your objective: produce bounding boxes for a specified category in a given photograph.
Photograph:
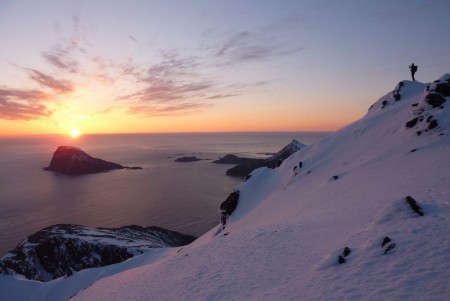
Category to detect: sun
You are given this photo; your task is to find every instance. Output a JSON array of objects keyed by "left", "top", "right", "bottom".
[{"left": 70, "top": 128, "right": 81, "bottom": 138}]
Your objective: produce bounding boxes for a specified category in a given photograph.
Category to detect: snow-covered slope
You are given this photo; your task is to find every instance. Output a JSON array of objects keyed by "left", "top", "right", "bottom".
[{"left": 2, "top": 75, "right": 450, "bottom": 300}]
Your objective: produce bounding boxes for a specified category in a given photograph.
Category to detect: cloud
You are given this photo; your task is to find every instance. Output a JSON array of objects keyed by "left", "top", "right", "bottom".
[
  {"left": 117, "top": 52, "right": 223, "bottom": 116},
  {"left": 0, "top": 89, "right": 52, "bottom": 120},
  {"left": 212, "top": 30, "right": 303, "bottom": 64},
  {"left": 42, "top": 47, "right": 80, "bottom": 73},
  {"left": 137, "top": 80, "right": 213, "bottom": 102},
  {"left": 128, "top": 101, "right": 213, "bottom": 117},
  {"left": 147, "top": 52, "right": 201, "bottom": 78},
  {"left": 41, "top": 16, "right": 85, "bottom": 74},
  {"left": 28, "top": 69, "right": 74, "bottom": 94}
]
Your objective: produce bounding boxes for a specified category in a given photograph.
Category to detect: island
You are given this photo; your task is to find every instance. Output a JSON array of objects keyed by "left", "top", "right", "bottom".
[{"left": 43, "top": 146, "right": 142, "bottom": 175}]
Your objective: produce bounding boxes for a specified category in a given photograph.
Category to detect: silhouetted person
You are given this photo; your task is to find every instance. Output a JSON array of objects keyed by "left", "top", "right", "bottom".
[{"left": 409, "top": 63, "right": 418, "bottom": 81}]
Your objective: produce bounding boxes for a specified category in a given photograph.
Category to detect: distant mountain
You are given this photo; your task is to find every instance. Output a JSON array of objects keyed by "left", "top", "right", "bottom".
[
  {"left": 224, "top": 139, "right": 306, "bottom": 177},
  {"left": 212, "top": 154, "right": 260, "bottom": 165}
]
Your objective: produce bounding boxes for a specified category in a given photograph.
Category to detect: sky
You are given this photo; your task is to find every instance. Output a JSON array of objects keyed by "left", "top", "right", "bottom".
[{"left": 0, "top": 0, "right": 449, "bottom": 135}]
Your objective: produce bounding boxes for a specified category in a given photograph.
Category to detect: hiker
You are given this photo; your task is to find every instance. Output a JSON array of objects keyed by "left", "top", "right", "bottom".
[{"left": 409, "top": 63, "right": 418, "bottom": 81}]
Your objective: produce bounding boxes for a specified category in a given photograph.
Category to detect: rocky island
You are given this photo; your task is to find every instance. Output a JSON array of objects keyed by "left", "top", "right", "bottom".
[
  {"left": 215, "top": 139, "right": 306, "bottom": 177},
  {"left": 174, "top": 156, "right": 203, "bottom": 162},
  {"left": 43, "top": 146, "right": 142, "bottom": 175}
]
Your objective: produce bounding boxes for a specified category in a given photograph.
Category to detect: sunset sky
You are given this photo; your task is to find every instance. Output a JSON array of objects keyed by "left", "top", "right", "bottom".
[{"left": 1, "top": 0, "right": 449, "bottom": 135}]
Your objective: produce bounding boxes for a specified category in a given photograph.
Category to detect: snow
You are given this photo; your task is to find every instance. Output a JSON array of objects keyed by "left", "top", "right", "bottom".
[{"left": 1, "top": 75, "right": 450, "bottom": 300}]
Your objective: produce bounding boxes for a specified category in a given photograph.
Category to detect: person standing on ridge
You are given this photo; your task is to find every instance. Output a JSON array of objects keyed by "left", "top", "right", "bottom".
[{"left": 409, "top": 63, "right": 418, "bottom": 81}]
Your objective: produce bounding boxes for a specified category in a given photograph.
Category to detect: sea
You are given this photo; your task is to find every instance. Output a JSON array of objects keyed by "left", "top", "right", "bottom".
[{"left": 0, "top": 132, "right": 331, "bottom": 256}]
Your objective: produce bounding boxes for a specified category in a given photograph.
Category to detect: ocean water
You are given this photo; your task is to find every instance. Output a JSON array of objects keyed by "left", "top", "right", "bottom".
[{"left": 0, "top": 132, "right": 330, "bottom": 256}]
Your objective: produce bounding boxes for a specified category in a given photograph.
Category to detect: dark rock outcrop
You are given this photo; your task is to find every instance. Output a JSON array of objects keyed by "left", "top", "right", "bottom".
[
  {"left": 405, "top": 117, "right": 419, "bottom": 128},
  {"left": 0, "top": 224, "right": 195, "bottom": 282},
  {"left": 425, "top": 93, "right": 446, "bottom": 108},
  {"left": 219, "top": 191, "right": 240, "bottom": 229},
  {"left": 225, "top": 140, "right": 305, "bottom": 177},
  {"left": 405, "top": 196, "right": 424, "bottom": 216},
  {"left": 392, "top": 81, "right": 404, "bottom": 101},
  {"left": 382, "top": 236, "right": 391, "bottom": 247},
  {"left": 219, "top": 191, "right": 240, "bottom": 216},
  {"left": 433, "top": 82, "right": 450, "bottom": 97},
  {"left": 402, "top": 75, "right": 448, "bottom": 135},
  {"left": 43, "top": 146, "right": 141, "bottom": 175}
]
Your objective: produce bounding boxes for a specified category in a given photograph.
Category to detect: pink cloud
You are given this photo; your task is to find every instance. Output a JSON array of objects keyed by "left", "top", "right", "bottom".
[
  {"left": 28, "top": 69, "right": 74, "bottom": 94},
  {"left": 0, "top": 89, "right": 52, "bottom": 120}
]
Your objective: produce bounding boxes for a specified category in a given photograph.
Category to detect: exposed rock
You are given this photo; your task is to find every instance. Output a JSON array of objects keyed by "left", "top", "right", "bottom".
[
  {"left": 382, "top": 236, "right": 391, "bottom": 247},
  {"left": 432, "top": 83, "right": 450, "bottom": 97},
  {"left": 425, "top": 93, "right": 446, "bottom": 108},
  {"left": 219, "top": 190, "right": 240, "bottom": 229},
  {"left": 338, "top": 256, "right": 346, "bottom": 264},
  {"left": 343, "top": 247, "right": 351, "bottom": 257},
  {"left": 43, "top": 146, "right": 140, "bottom": 175},
  {"left": 405, "top": 196, "right": 424, "bottom": 216},
  {"left": 174, "top": 156, "right": 202, "bottom": 162},
  {"left": 405, "top": 117, "right": 419, "bottom": 128},
  {"left": 392, "top": 81, "right": 404, "bottom": 101},
  {"left": 219, "top": 191, "right": 240, "bottom": 216},
  {"left": 428, "top": 119, "right": 438, "bottom": 130},
  {"left": 0, "top": 224, "right": 195, "bottom": 282}
]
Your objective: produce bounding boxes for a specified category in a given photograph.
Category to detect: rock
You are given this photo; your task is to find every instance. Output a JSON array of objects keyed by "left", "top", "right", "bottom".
[
  {"left": 382, "top": 236, "right": 391, "bottom": 247},
  {"left": 43, "top": 146, "right": 136, "bottom": 175},
  {"left": 432, "top": 83, "right": 450, "bottom": 97},
  {"left": 0, "top": 224, "right": 195, "bottom": 282},
  {"left": 392, "top": 81, "right": 404, "bottom": 101},
  {"left": 174, "top": 156, "right": 202, "bottom": 162},
  {"left": 219, "top": 190, "right": 240, "bottom": 228},
  {"left": 405, "top": 117, "right": 419, "bottom": 128},
  {"left": 343, "top": 247, "right": 351, "bottom": 257},
  {"left": 405, "top": 196, "right": 424, "bottom": 216},
  {"left": 219, "top": 191, "right": 240, "bottom": 216},
  {"left": 425, "top": 93, "right": 446, "bottom": 108},
  {"left": 428, "top": 119, "right": 438, "bottom": 130},
  {"left": 338, "top": 256, "right": 346, "bottom": 264}
]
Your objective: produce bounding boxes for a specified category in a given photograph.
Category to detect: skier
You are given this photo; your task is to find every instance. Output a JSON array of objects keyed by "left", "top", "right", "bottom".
[{"left": 409, "top": 63, "right": 418, "bottom": 81}]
